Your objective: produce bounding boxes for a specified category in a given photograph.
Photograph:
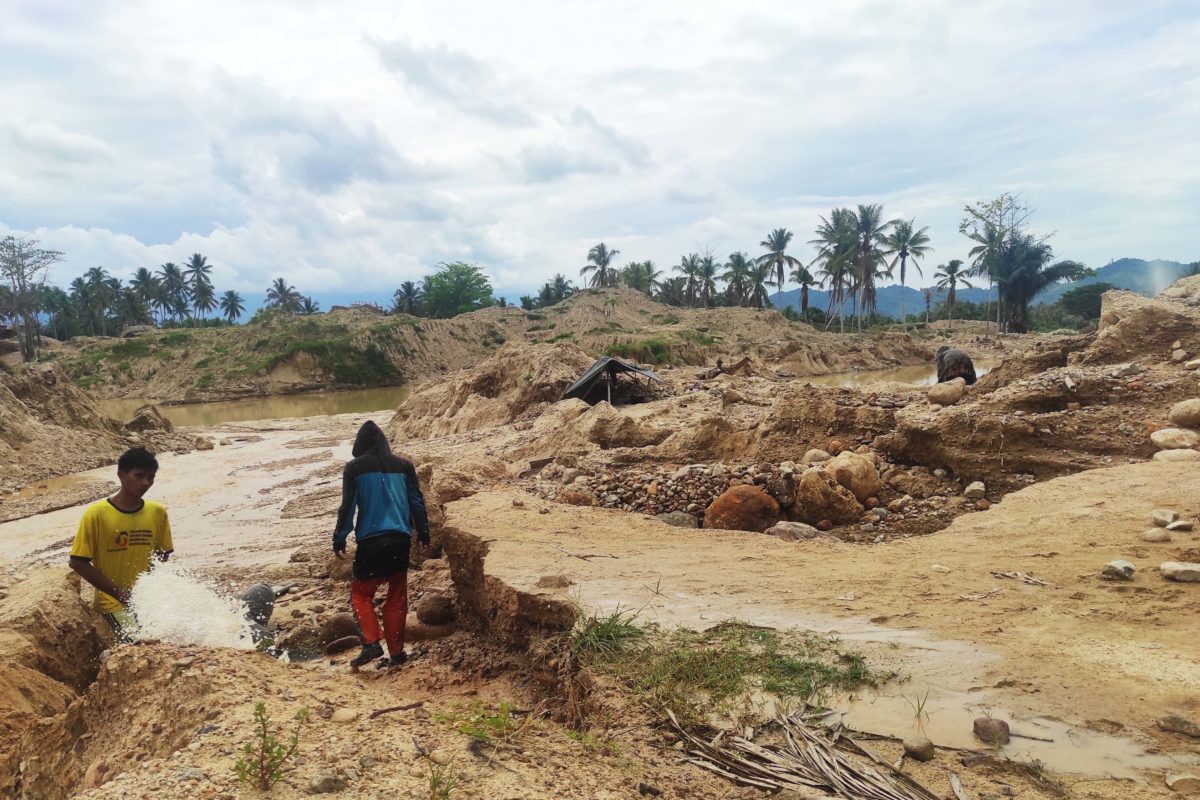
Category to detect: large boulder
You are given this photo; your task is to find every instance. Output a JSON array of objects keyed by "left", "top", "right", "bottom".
[
  {"left": 927, "top": 378, "right": 966, "bottom": 406},
  {"left": 415, "top": 593, "right": 454, "bottom": 625},
  {"left": 1169, "top": 399, "right": 1200, "bottom": 429},
  {"left": 125, "top": 404, "right": 173, "bottom": 433},
  {"left": 1151, "top": 428, "right": 1200, "bottom": 450},
  {"left": 319, "top": 612, "right": 360, "bottom": 646},
  {"left": 1153, "top": 449, "right": 1200, "bottom": 463},
  {"left": 823, "top": 452, "right": 883, "bottom": 503},
  {"left": 703, "top": 485, "right": 780, "bottom": 533},
  {"left": 793, "top": 468, "right": 864, "bottom": 525}
]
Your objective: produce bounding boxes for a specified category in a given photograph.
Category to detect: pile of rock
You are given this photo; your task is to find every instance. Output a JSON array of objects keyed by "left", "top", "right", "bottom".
[{"left": 1150, "top": 398, "right": 1200, "bottom": 462}]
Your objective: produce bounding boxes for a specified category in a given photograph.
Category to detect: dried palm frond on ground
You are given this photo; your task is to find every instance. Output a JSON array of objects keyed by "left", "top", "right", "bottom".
[{"left": 668, "top": 708, "right": 942, "bottom": 800}]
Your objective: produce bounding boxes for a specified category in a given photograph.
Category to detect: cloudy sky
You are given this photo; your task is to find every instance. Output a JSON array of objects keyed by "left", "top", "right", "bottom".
[{"left": 2, "top": 0, "right": 1198, "bottom": 305}]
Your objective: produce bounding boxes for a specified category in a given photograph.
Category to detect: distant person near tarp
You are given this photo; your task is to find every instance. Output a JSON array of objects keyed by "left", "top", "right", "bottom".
[{"left": 935, "top": 346, "right": 977, "bottom": 385}]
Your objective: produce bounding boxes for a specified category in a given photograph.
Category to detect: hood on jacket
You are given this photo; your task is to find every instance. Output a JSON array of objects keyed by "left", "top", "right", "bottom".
[{"left": 351, "top": 420, "right": 392, "bottom": 458}]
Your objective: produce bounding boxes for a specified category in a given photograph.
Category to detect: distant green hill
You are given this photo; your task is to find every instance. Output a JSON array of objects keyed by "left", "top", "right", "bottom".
[{"left": 772, "top": 258, "right": 1194, "bottom": 318}]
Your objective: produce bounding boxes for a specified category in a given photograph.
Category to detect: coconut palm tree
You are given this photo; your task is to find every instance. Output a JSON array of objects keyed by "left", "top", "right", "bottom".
[
  {"left": 392, "top": 281, "right": 423, "bottom": 315},
  {"left": 721, "top": 252, "right": 753, "bottom": 306},
  {"left": 963, "top": 221, "right": 1005, "bottom": 333},
  {"left": 882, "top": 219, "right": 932, "bottom": 332},
  {"left": 934, "top": 260, "right": 973, "bottom": 332},
  {"left": 298, "top": 296, "right": 320, "bottom": 315},
  {"left": 219, "top": 290, "right": 244, "bottom": 323},
  {"left": 620, "top": 261, "right": 661, "bottom": 295},
  {"left": 655, "top": 277, "right": 689, "bottom": 307},
  {"left": 265, "top": 277, "right": 301, "bottom": 312},
  {"left": 848, "top": 204, "right": 896, "bottom": 331},
  {"left": 674, "top": 253, "right": 701, "bottom": 306},
  {"left": 191, "top": 279, "right": 217, "bottom": 319},
  {"left": 789, "top": 264, "right": 820, "bottom": 321},
  {"left": 130, "top": 267, "right": 160, "bottom": 309},
  {"left": 809, "top": 209, "right": 858, "bottom": 331},
  {"left": 746, "top": 262, "right": 774, "bottom": 310},
  {"left": 756, "top": 228, "right": 802, "bottom": 300},
  {"left": 184, "top": 254, "right": 216, "bottom": 319},
  {"left": 156, "top": 263, "right": 190, "bottom": 323},
  {"left": 580, "top": 243, "right": 620, "bottom": 288},
  {"left": 922, "top": 288, "right": 934, "bottom": 325},
  {"left": 696, "top": 254, "right": 719, "bottom": 308},
  {"left": 992, "top": 235, "right": 1090, "bottom": 333}
]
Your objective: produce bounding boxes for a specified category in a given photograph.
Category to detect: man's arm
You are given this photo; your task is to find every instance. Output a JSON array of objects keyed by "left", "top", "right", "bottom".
[
  {"left": 403, "top": 466, "right": 431, "bottom": 545},
  {"left": 333, "top": 464, "right": 357, "bottom": 555},
  {"left": 69, "top": 556, "right": 131, "bottom": 606}
]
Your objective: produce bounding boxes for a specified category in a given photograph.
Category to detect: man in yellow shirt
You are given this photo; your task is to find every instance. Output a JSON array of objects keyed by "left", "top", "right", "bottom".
[{"left": 69, "top": 447, "right": 173, "bottom": 640}]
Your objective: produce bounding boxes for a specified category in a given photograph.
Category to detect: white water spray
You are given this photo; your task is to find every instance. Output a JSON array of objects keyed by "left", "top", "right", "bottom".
[{"left": 127, "top": 561, "right": 255, "bottom": 649}]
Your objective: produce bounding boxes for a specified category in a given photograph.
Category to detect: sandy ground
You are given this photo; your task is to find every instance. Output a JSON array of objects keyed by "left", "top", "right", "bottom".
[
  {"left": 444, "top": 465, "right": 1200, "bottom": 786},
  {"left": 3, "top": 410, "right": 1200, "bottom": 799}
]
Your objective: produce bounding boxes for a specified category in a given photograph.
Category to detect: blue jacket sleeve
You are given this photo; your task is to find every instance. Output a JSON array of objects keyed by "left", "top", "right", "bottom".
[
  {"left": 333, "top": 466, "right": 357, "bottom": 548},
  {"left": 405, "top": 472, "right": 430, "bottom": 543}
]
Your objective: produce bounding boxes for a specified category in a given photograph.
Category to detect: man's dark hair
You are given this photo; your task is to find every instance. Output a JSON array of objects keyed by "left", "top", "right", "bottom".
[{"left": 117, "top": 447, "right": 158, "bottom": 473}]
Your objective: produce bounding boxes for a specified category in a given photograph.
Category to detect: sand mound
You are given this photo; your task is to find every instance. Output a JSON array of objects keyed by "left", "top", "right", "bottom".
[
  {"left": 388, "top": 342, "right": 596, "bottom": 440},
  {"left": 0, "top": 364, "right": 190, "bottom": 491}
]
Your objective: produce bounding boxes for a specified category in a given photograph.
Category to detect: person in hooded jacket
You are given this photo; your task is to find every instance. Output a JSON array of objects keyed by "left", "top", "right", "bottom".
[{"left": 334, "top": 420, "right": 431, "bottom": 668}]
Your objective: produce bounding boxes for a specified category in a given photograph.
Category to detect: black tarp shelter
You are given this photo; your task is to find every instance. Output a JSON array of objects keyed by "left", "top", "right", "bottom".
[{"left": 561, "top": 356, "right": 662, "bottom": 404}]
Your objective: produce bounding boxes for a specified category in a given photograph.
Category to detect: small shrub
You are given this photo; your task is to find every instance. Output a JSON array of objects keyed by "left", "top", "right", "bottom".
[
  {"left": 604, "top": 339, "right": 671, "bottom": 365},
  {"left": 234, "top": 702, "right": 308, "bottom": 790},
  {"left": 196, "top": 372, "right": 214, "bottom": 389},
  {"left": 194, "top": 357, "right": 212, "bottom": 369},
  {"left": 427, "top": 760, "right": 460, "bottom": 799},
  {"left": 160, "top": 332, "right": 192, "bottom": 347},
  {"left": 571, "top": 606, "right": 645, "bottom": 658}
]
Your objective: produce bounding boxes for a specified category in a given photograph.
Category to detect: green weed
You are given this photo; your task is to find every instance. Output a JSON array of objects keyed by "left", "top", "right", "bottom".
[
  {"left": 234, "top": 702, "right": 308, "bottom": 789},
  {"left": 570, "top": 606, "right": 646, "bottom": 658}
]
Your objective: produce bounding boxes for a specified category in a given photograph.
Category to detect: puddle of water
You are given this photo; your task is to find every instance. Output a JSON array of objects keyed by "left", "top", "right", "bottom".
[
  {"left": 802, "top": 360, "right": 997, "bottom": 389},
  {"left": 836, "top": 687, "right": 1200, "bottom": 780},
  {"left": 98, "top": 385, "right": 410, "bottom": 427},
  {"left": 4, "top": 473, "right": 101, "bottom": 501}
]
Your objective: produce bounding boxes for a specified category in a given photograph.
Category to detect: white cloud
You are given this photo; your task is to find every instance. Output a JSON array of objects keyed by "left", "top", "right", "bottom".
[{"left": 0, "top": 0, "right": 1197, "bottom": 303}]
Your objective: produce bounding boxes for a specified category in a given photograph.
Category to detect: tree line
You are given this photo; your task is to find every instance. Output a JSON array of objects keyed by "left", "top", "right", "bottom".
[{"left": 506, "top": 193, "right": 1091, "bottom": 336}]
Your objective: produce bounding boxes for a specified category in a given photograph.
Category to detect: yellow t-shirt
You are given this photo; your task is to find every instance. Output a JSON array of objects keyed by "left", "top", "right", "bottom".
[{"left": 69, "top": 499, "right": 174, "bottom": 614}]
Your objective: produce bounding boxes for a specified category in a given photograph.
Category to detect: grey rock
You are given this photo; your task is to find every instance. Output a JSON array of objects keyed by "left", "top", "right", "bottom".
[
  {"left": 1101, "top": 560, "right": 1136, "bottom": 581},
  {"left": 535, "top": 574, "right": 573, "bottom": 589},
  {"left": 1159, "top": 714, "right": 1200, "bottom": 739},
  {"left": 1153, "top": 449, "right": 1200, "bottom": 463},
  {"left": 802, "top": 449, "right": 833, "bottom": 465},
  {"left": 179, "top": 767, "right": 206, "bottom": 782},
  {"left": 308, "top": 774, "right": 347, "bottom": 793},
  {"left": 764, "top": 521, "right": 826, "bottom": 542},
  {"left": 964, "top": 481, "right": 986, "bottom": 500},
  {"left": 1141, "top": 528, "right": 1172, "bottom": 543},
  {"left": 903, "top": 737, "right": 935, "bottom": 762},
  {"left": 1153, "top": 509, "right": 1180, "bottom": 527},
  {"left": 1168, "top": 398, "right": 1200, "bottom": 428},
  {"left": 1151, "top": 428, "right": 1200, "bottom": 450},
  {"left": 1161, "top": 562, "right": 1200, "bottom": 582},
  {"left": 1167, "top": 519, "right": 1195, "bottom": 532},
  {"left": 656, "top": 511, "right": 698, "bottom": 528}
]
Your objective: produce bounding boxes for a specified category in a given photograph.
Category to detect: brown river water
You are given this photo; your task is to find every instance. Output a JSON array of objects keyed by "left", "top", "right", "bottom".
[{"left": 98, "top": 385, "right": 411, "bottom": 427}]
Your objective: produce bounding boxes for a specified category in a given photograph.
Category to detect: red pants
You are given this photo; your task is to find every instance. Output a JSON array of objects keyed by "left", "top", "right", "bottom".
[{"left": 350, "top": 573, "right": 408, "bottom": 657}]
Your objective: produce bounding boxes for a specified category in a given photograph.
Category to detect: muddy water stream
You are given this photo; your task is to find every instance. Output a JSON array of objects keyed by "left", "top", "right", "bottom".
[
  {"left": 98, "top": 385, "right": 410, "bottom": 427},
  {"left": 801, "top": 359, "right": 997, "bottom": 388}
]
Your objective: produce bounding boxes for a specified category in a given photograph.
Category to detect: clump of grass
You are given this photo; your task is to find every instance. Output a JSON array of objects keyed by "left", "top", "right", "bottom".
[
  {"left": 427, "top": 760, "right": 460, "bottom": 799},
  {"left": 444, "top": 701, "right": 527, "bottom": 745},
  {"left": 570, "top": 606, "right": 646, "bottom": 658},
  {"left": 582, "top": 617, "right": 884, "bottom": 726},
  {"left": 904, "top": 689, "right": 932, "bottom": 723},
  {"left": 565, "top": 729, "right": 622, "bottom": 757},
  {"left": 604, "top": 338, "right": 671, "bottom": 364}
]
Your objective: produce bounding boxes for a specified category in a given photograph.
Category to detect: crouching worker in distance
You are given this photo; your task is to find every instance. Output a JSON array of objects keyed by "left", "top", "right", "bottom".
[
  {"left": 935, "top": 345, "right": 977, "bottom": 385},
  {"left": 69, "top": 447, "right": 173, "bottom": 642},
  {"left": 333, "top": 420, "right": 430, "bottom": 669}
]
